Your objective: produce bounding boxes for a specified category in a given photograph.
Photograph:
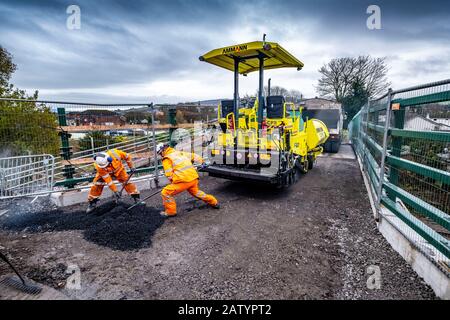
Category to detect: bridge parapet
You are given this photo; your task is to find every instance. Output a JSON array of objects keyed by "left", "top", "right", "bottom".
[{"left": 349, "top": 79, "right": 450, "bottom": 297}]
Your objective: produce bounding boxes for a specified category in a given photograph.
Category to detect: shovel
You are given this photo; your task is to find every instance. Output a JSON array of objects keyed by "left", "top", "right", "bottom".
[
  {"left": 111, "top": 170, "right": 136, "bottom": 206},
  {"left": 91, "top": 170, "right": 135, "bottom": 214}
]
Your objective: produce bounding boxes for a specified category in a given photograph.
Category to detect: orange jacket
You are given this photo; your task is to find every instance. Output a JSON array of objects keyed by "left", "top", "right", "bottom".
[
  {"left": 94, "top": 148, "right": 134, "bottom": 192},
  {"left": 162, "top": 147, "right": 203, "bottom": 183}
]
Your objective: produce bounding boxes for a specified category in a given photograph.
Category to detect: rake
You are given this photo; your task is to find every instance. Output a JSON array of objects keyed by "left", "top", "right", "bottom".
[
  {"left": 0, "top": 251, "right": 42, "bottom": 295},
  {"left": 103, "top": 170, "right": 136, "bottom": 209}
]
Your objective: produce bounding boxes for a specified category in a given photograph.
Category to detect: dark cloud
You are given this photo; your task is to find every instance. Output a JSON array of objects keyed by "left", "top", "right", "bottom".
[{"left": 0, "top": 0, "right": 448, "bottom": 102}]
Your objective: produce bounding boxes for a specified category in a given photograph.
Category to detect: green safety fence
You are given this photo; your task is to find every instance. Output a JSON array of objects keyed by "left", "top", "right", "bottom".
[
  {"left": 0, "top": 98, "right": 214, "bottom": 198},
  {"left": 348, "top": 79, "right": 450, "bottom": 260}
]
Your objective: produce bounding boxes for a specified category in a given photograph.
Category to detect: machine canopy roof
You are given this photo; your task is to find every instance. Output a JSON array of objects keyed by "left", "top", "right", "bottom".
[{"left": 199, "top": 41, "right": 304, "bottom": 74}]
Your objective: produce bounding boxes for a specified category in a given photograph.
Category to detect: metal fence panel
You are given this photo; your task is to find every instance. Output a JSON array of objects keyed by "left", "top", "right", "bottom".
[
  {"left": 348, "top": 79, "right": 450, "bottom": 262},
  {"left": 0, "top": 154, "right": 55, "bottom": 199},
  {"left": 0, "top": 98, "right": 214, "bottom": 196}
]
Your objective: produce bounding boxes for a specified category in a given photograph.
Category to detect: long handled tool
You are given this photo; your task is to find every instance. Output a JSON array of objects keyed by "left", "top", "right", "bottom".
[
  {"left": 0, "top": 251, "right": 42, "bottom": 295},
  {"left": 118, "top": 170, "right": 135, "bottom": 197},
  {"left": 90, "top": 170, "right": 136, "bottom": 214},
  {"left": 126, "top": 163, "right": 210, "bottom": 211},
  {"left": 111, "top": 170, "right": 136, "bottom": 206},
  {"left": 127, "top": 188, "right": 161, "bottom": 211}
]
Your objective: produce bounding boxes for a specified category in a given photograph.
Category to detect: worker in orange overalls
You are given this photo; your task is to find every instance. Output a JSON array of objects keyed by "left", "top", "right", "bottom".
[
  {"left": 86, "top": 148, "right": 143, "bottom": 213},
  {"left": 156, "top": 143, "right": 219, "bottom": 217}
]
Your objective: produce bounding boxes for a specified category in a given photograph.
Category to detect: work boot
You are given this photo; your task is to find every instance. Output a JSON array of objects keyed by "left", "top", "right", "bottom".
[
  {"left": 211, "top": 203, "right": 220, "bottom": 209},
  {"left": 86, "top": 199, "right": 98, "bottom": 213},
  {"left": 160, "top": 211, "right": 176, "bottom": 218},
  {"left": 131, "top": 194, "right": 145, "bottom": 206}
]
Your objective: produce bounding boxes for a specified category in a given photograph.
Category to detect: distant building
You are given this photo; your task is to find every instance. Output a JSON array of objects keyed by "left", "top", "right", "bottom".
[
  {"left": 428, "top": 115, "right": 450, "bottom": 127},
  {"left": 66, "top": 110, "right": 125, "bottom": 126},
  {"left": 404, "top": 114, "right": 450, "bottom": 131}
]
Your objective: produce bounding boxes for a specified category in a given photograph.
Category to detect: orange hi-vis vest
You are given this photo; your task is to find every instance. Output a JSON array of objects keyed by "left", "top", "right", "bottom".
[
  {"left": 162, "top": 147, "right": 203, "bottom": 183},
  {"left": 94, "top": 149, "right": 134, "bottom": 189}
]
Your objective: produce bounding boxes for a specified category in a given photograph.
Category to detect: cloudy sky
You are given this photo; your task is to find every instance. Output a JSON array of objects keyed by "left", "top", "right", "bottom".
[{"left": 0, "top": 0, "right": 449, "bottom": 103}]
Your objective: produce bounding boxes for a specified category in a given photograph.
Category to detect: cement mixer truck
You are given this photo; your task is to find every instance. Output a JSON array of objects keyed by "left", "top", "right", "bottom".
[{"left": 199, "top": 38, "right": 329, "bottom": 186}]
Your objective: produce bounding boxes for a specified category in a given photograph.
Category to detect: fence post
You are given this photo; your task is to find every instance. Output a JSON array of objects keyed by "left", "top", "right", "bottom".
[
  {"left": 376, "top": 88, "right": 393, "bottom": 215},
  {"left": 356, "top": 104, "right": 363, "bottom": 157},
  {"left": 133, "top": 128, "right": 136, "bottom": 153},
  {"left": 168, "top": 107, "right": 177, "bottom": 147},
  {"left": 90, "top": 136, "right": 95, "bottom": 157},
  {"left": 388, "top": 99, "right": 406, "bottom": 200},
  {"left": 362, "top": 100, "right": 370, "bottom": 173},
  {"left": 150, "top": 103, "right": 159, "bottom": 187},
  {"left": 57, "top": 107, "right": 75, "bottom": 188}
]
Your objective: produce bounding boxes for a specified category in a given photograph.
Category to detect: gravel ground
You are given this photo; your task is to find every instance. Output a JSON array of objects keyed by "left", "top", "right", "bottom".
[{"left": 0, "top": 146, "right": 437, "bottom": 299}]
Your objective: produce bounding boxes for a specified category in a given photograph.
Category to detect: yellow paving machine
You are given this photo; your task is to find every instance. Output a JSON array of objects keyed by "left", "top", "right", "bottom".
[{"left": 199, "top": 37, "right": 329, "bottom": 186}]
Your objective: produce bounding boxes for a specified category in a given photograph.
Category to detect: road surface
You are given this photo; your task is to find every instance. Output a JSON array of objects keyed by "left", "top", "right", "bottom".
[{"left": 0, "top": 145, "right": 436, "bottom": 299}]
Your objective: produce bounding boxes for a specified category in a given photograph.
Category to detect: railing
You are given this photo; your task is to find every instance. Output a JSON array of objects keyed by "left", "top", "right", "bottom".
[
  {"left": 0, "top": 98, "right": 212, "bottom": 197},
  {"left": 0, "top": 154, "right": 55, "bottom": 198},
  {"left": 348, "top": 79, "right": 450, "bottom": 263}
]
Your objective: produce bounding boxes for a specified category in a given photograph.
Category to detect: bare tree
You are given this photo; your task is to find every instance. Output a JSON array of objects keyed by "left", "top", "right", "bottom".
[
  {"left": 286, "top": 89, "right": 303, "bottom": 103},
  {"left": 316, "top": 56, "right": 390, "bottom": 101},
  {"left": 263, "top": 85, "right": 303, "bottom": 101},
  {"left": 264, "top": 85, "right": 289, "bottom": 97},
  {"left": 243, "top": 85, "right": 303, "bottom": 104}
]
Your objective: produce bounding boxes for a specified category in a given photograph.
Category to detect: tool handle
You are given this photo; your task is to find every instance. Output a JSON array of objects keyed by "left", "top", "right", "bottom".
[
  {"left": 127, "top": 189, "right": 161, "bottom": 211},
  {"left": 0, "top": 251, "right": 26, "bottom": 285},
  {"left": 197, "top": 163, "right": 210, "bottom": 172},
  {"left": 118, "top": 170, "right": 135, "bottom": 197},
  {"left": 142, "top": 189, "right": 161, "bottom": 201},
  {"left": 127, "top": 163, "right": 209, "bottom": 211}
]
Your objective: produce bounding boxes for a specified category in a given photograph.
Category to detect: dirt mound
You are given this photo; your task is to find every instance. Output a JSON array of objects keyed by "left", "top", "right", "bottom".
[{"left": 1, "top": 203, "right": 165, "bottom": 251}]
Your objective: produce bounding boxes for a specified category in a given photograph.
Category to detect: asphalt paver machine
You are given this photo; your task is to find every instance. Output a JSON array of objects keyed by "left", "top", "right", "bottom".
[{"left": 199, "top": 37, "right": 329, "bottom": 186}]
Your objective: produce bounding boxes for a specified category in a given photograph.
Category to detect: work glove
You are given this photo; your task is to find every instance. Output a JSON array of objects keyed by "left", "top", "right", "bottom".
[
  {"left": 130, "top": 167, "right": 137, "bottom": 174},
  {"left": 199, "top": 163, "right": 209, "bottom": 171}
]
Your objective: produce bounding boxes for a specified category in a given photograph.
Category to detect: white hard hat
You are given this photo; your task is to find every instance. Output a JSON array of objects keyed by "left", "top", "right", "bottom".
[
  {"left": 156, "top": 143, "right": 167, "bottom": 155},
  {"left": 94, "top": 152, "right": 112, "bottom": 168}
]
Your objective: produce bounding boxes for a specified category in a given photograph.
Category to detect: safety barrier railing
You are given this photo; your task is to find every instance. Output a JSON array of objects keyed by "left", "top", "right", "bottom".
[
  {"left": 0, "top": 98, "right": 213, "bottom": 198},
  {"left": 52, "top": 133, "right": 170, "bottom": 179},
  {"left": 348, "top": 79, "right": 450, "bottom": 264},
  {"left": 0, "top": 154, "right": 55, "bottom": 199}
]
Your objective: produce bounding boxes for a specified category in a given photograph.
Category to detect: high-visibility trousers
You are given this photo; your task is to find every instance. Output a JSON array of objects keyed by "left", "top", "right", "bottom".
[
  {"left": 161, "top": 179, "right": 218, "bottom": 215},
  {"left": 88, "top": 169, "right": 139, "bottom": 201}
]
